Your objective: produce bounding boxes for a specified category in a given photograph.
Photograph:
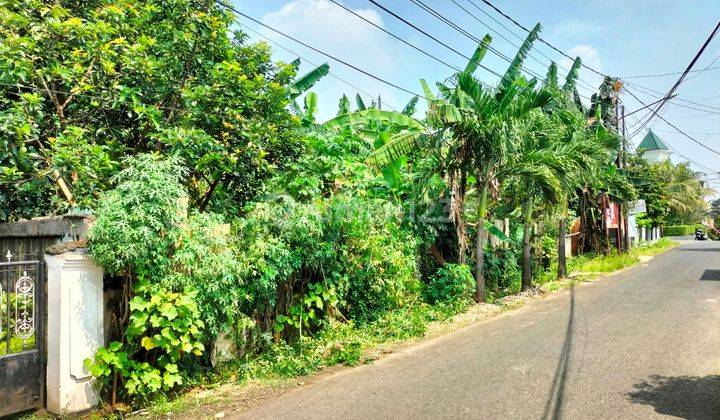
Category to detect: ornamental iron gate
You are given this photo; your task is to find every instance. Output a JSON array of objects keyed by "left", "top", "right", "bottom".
[{"left": 0, "top": 252, "right": 45, "bottom": 416}]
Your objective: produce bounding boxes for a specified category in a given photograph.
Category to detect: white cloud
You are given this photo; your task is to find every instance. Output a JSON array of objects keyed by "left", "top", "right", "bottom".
[
  {"left": 559, "top": 44, "right": 603, "bottom": 103},
  {"left": 566, "top": 44, "right": 602, "bottom": 72},
  {"left": 259, "top": 0, "right": 420, "bottom": 120}
]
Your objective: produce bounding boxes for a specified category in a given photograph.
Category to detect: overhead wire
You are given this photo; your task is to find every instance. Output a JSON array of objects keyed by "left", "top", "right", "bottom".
[
  {"left": 455, "top": 0, "right": 601, "bottom": 94},
  {"left": 403, "top": 0, "right": 560, "bottom": 90},
  {"left": 213, "top": 0, "right": 429, "bottom": 101},
  {"left": 365, "top": 0, "right": 503, "bottom": 81},
  {"left": 474, "top": 0, "right": 607, "bottom": 79},
  {"left": 232, "top": 13, "right": 400, "bottom": 110},
  {"left": 623, "top": 87, "right": 720, "bottom": 166},
  {"left": 327, "top": 0, "right": 461, "bottom": 73}
]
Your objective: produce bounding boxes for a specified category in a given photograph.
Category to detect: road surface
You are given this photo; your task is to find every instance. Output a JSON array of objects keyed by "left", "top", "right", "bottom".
[{"left": 240, "top": 240, "right": 720, "bottom": 419}]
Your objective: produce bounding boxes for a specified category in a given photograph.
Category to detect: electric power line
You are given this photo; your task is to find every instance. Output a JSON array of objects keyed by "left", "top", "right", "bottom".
[
  {"left": 456, "top": 0, "right": 601, "bottom": 94},
  {"left": 624, "top": 22, "right": 720, "bottom": 138},
  {"left": 626, "top": 81, "right": 720, "bottom": 113},
  {"left": 327, "top": 0, "right": 461, "bottom": 73},
  {"left": 405, "top": 0, "right": 556, "bottom": 89},
  {"left": 623, "top": 87, "right": 720, "bottom": 165},
  {"left": 232, "top": 13, "right": 400, "bottom": 111},
  {"left": 623, "top": 65, "right": 720, "bottom": 79},
  {"left": 365, "top": 0, "right": 503, "bottom": 80},
  {"left": 388, "top": 0, "right": 595, "bottom": 100},
  {"left": 475, "top": 0, "right": 607, "bottom": 79},
  {"left": 213, "top": 0, "right": 428, "bottom": 101}
]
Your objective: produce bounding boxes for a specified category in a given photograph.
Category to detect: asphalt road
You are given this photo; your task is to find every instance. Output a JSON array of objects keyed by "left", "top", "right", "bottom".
[{"left": 240, "top": 240, "right": 720, "bottom": 419}]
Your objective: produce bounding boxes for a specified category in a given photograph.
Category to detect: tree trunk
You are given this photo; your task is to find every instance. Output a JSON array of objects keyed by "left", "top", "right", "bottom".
[
  {"left": 450, "top": 170, "right": 468, "bottom": 263},
  {"left": 557, "top": 200, "right": 568, "bottom": 279},
  {"left": 521, "top": 196, "right": 534, "bottom": 291},
  {"left": 474, "top": 182, "right": 489, "bottom": 303},
  {"left": 557, "top": 217, "right": 567, "bottom": 279}
]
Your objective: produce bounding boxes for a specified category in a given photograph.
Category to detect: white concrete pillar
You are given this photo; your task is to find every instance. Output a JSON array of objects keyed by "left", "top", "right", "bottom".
[{"left": 45, "top": 251, "right": 103, "bottom": 415}]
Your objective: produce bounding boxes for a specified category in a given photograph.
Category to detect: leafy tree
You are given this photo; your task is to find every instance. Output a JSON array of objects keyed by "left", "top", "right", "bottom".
[{"left": 0, "top": 0, "right": 308, "bottom": 220}]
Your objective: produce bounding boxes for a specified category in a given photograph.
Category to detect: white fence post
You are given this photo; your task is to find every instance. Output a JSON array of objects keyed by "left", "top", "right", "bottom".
[{"left": 45, "top": 250, "right": 104, "bottom": 415}]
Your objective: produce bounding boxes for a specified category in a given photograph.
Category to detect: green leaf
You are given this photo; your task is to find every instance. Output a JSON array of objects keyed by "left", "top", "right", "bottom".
[
  {"left": 288, "top": 63, "right": 330, "bottom": 100},
  {"left": 464, "top": 34, "right": 492, "bottom": 74},
  {"left": 355, "top": 94, "right": 367, "bottom": 111},
  {"left": 420, "top": 79, "right": 436, "bottom": 105},
  {"left": 499, "top": 23, "right": 542, "bottom": 95},
  {"left": 484, "top": 220, "right": 509, "bottom": 241},
  {"left": 562, "top": 57, "right": 582, "bottom": 93},
  {"left": 141, "top": 336, "right": 156, "bottom": 350}
]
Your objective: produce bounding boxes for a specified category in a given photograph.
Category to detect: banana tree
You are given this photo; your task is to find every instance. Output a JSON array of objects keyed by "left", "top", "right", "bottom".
[
  {"left": 288, "top": 61, "right": 330, "bottom": 122},
  {"left": 363, "top": 24, "right": 552, "bottom": 301}
]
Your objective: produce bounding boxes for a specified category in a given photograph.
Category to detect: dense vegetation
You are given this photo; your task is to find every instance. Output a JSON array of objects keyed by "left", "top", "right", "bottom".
[{"left": 0, "top": 0, "right": 709, "bottom": 408}]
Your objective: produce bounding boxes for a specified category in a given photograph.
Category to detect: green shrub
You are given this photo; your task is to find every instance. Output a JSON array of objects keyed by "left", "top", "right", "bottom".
[
  {"left": 423, "top": 263, "right": 475, "bottom": 304},
  {"left": 709, "top": 228, "right": 719, "bottom": 241},
  {"left": 663, "top": 225, "right": 701, "bottom": 236},
  {"left": 165, "top": 212, "right": 243, "bottom": 338},
  {"left": 89, "top": 154, "right": 187, "bottom": 278},
  {"left": 86, "top": 288, "right": 205, "bottom": 397},
  {"left": 88, "top": 155, "right": 217, "bottom": 399},
  {"left": 484, "top": 241, "right": 522, "bottom": 296},
  {"left": 236, "top": 194, "right": 419, "bottom": 333}
]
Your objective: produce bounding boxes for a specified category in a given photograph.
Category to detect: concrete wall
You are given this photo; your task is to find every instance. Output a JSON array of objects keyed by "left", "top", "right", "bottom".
[{"left": 0, "top": 215, "right": 93, "bottom": 260}]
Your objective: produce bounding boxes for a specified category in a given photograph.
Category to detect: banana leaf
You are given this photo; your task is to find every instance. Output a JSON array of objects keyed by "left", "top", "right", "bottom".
[
  {"left": 465, "top": 34, "right": 493, "bottom": 74},
  {"left": 562, "top": 57, "right": 582, "bottom": 93},
  {"left": 288, "top": 63, "right": 329, "bottom": 100},
  {"left": 499, "top": 23, "right": 542, "bottom": 95}
]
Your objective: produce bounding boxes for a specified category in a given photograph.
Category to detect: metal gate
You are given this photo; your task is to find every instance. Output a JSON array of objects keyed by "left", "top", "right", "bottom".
[{"left": 0, "top": 253, "right": 45, "bottom": 416}]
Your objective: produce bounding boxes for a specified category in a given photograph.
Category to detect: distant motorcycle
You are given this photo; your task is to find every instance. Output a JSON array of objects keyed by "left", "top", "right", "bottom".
[{"left": 695, "top": 228, "right": 707, "bottom": 241}]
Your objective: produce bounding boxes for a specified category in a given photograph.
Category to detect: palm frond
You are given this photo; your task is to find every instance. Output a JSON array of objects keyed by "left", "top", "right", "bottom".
[
  {"left": 420, "top": 78, "right": 436, "bottom": 105},
  {"left": 321, "top": 109, "right": 425, "bottom": 132},
  {"left": 366, "top": 131, "right": 426, "bottom": 169},
  {"left": 303, "top": 92, "right": 318, "bottom": 121},
  {"left": 545, "top": 62, "right": 558, "bottom": 88},
  {"left": 289, "top": 99, "right": 302, "bottom": 117},
  {"left": 337, "top": 94, "right": 350, "bottom": 116}
]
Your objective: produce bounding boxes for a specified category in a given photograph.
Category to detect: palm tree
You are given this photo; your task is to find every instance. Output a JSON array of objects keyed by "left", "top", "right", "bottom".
[{"left": 364, "top": 24, "right": 556, "bottom": 301}]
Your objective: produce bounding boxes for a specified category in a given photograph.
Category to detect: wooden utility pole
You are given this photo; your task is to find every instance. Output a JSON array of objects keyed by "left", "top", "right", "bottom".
[
  {"left": 622, "top": 105, "right": 631, "bottom": 251},
  {"left": 614, "top": 92, "right": 624, "bottom": 252}
]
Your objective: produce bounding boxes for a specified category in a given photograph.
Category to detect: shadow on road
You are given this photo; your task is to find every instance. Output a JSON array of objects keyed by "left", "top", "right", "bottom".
[
  {"left": 700, "top": 270, "right": 720, "bottom": 281},
  {"left": 627, "top": 374, "right": 720, "bottom": 419},
  {"left": 541, "top": 286, "right": 575, "bottom": 420},
  {"left": 677, "top": 248, "right": 720, "bottom": 252}
]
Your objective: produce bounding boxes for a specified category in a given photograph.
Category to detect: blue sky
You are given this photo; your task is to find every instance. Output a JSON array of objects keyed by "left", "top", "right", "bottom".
[{"left": 232, "top": 0, "right": 720, "bottom": 188}]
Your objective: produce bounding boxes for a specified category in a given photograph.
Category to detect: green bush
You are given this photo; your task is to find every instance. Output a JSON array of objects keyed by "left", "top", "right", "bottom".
[
  {"left": 484, "top": 241, "right": 522, "bottom": 296},
  {"left": 89, "top": 154, "right": 187, "bottom": 278},
  {"left": 236, "top": 194, "right": 419, "bottom": 333},
  {"left": 165, "top": 212, "right": 243, "bottom": 338},
  {"left": 86, "top": 288, "right": 205, "bottom": 397},
  {"left": 663, "top": 225, "right": 701, "bottom": 236},
  {"left": 88, "top": 155, "right": 219, "bottom": 399},
  {"left": 708, "top": 228, "right": 719, "bottom": 241},
  {"left": 423, "top": 263, "right": 475, "bottom": 304}
]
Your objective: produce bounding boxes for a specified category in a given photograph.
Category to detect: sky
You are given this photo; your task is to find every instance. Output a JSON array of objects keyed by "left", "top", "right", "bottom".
[{"left": 231, "top": 0, "right": 720, "bottom": 191}]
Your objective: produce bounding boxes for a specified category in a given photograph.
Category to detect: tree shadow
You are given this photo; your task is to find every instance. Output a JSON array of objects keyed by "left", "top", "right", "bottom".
[
  {"left": 700, "top": 270, "right": 720, "bottom": 281},
  {"left": 541, "top": 286, "right": 575, "bottom": 420},
  {"left": 677, "top": 248, "right": 720, "bottom": 252},
  {"left": 628, "top": 374, "right": 720, "bottom": 419}
]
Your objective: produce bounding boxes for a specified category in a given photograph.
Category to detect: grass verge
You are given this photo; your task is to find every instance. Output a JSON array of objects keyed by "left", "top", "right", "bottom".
[{"left": 116, "top": 239, "right": 678, "bottom": 418}]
